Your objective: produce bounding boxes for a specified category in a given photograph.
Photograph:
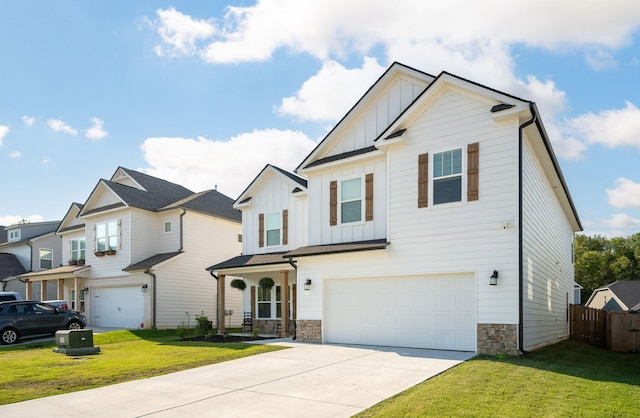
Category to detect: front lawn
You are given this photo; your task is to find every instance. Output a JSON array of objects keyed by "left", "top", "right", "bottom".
[
  {"left": 357, "top": 340, "right": 640, "bottom": 417},
  {"left": 0, "top": 329, "right": 284, "bottom": 405}
]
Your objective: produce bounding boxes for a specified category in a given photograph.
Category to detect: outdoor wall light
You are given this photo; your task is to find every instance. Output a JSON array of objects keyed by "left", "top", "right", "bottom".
[
  {"left": 141, "top": 284, "right": 148, "bottom": 293},
  {"left": 82, "top": 287, "right": 89, "bottom": 293},
  {"left": 304, "top": 278, "right": 312, "bottom": 293},
  {"left": 490, "top": 270, "right": 499, "bottom": 286}
]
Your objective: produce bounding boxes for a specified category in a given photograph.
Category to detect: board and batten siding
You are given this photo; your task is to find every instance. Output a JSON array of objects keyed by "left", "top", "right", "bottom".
[
  {"left": 154, "top": 211, "right": 242, "bottom": 328},
  {"left": 325, "top": 75, "right": 429, "bottom": 157},
  {"left": 241, "top": 174, "right": 308, "bottom": 255},
  {"left": 521, "top": 135, "right": 575, "bottom": 351}
]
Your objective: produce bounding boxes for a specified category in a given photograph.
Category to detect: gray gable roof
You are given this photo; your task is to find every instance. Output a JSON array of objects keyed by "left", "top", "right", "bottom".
[
  {"left": 123, "top": 252, "right": 182, "bottom": 272},
  {"left": 607, "top": 280, "right": 640, "bottom": 310},
  {"left": 163, "top": 189, "right": 241, "bottom": 223},
  {"left": 104, "top": 180, "right": 193, "bottom": 212},
  {"left": 269, "top": 165, "right": 307, "bottom": 188},
  {"left": 0, "top": 253, "right": 27, "bottom": 279}
]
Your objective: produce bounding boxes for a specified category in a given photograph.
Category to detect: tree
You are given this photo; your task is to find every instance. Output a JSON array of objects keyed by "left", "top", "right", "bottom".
[{"left": 574, "top": 233, "right": 640, "bottom": 302}]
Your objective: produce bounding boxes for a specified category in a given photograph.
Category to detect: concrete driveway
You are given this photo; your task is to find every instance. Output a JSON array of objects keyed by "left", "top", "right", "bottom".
[{"left": 0, "top": 340, "right": 474, "bottom": 417}]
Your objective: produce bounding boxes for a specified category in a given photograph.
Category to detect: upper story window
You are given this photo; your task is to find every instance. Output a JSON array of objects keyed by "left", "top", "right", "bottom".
[
  {"left": 164, "top": 222, "right": 172, "bottom": 232},
  {"left": 71, "top": 238, "right": 86, "bottom": 261},
  {"left": 8, "top": 230, "right": 20, "bottom": 242},
  {"left": 39, "top": 248, "right": 53, "bottom": 269},
  {"left": 96, "top": 220, "right": 118, "bottom": 252},
  {"left": 266, "top": 212, "right": 281, "bottom": 246},
  {"left": 418, "top": 143, "right": 478, "bottom": 208},
  {"left": 340, "top": 177, "right": 363, "bottom": 223},
  {"left": 433, "top": 148, "right": 462, "bottom": 205}
]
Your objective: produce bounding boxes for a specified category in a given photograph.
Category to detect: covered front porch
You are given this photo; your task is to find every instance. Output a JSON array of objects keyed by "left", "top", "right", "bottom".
[
  {"left": 19, "top": 265, "right": 90, "bottom": 311},
  {"left": 207, "top": 253, "right": 297, "bottom": 337}
]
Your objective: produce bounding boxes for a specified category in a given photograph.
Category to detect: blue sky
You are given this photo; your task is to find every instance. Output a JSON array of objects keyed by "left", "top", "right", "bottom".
[{"left": 1, "top": 1, "right": 639, "bottom": 237}]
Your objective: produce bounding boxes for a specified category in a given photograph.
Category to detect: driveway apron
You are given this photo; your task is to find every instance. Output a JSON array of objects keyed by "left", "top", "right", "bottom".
[{"left": 0, "top": 340, "right": 474, "bottom": 417}]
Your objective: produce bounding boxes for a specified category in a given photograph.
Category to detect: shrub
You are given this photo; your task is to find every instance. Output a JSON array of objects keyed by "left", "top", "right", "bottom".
[
  {"left": 194, "top": 311, "right": 212, "bottom": 337},
  {"left": 176, "top": 322, "right": 190, "bottom": 339}
]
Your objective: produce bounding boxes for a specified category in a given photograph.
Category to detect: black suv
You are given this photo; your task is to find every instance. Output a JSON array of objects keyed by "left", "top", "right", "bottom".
[{"left": 0, "top": 301, "right": 87, "bottom": 344}]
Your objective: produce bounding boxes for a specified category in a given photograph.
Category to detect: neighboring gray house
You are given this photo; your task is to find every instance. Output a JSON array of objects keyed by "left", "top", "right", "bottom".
[
  {"left": 0, "top": 221, "right": 61, "bottom": 299},
  {"left": 585, "top": 280, "right": 640, "bottom": 312}
]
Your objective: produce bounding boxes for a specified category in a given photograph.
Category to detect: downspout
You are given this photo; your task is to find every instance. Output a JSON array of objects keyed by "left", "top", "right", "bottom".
[
  {"left": 518, "top": 102, "right": 537, "bottom": 355},
  {"left": 144, "top": 269, "right": 157, "bottom": 329}
]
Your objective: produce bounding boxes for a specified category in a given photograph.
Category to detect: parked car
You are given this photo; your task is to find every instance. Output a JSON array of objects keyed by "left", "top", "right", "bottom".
[
  {"left": 0, "top": 301, "right": 87, "bottom": 345},
  {"left": 0, "top": 292, "right": 22, "bottom": 302},
  {"left": 43, "top": 300, "right": 69, "bottom": 310}
]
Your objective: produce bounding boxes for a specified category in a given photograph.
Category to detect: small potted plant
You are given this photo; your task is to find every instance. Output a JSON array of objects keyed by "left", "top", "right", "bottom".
[
  {"left": 68, "top": 259, "right": 77, "bottom": 265},
  {"left": 105, "top": 249, "right": 117, "bottom": 256},
  {"left": 77, "top": 259, "right": 85, "bottom": 265},
  {"left": 94, "top": 251, "right": 105, "bottom": 257},
  {"left": 258, "top": 277, "right": 274, "bottom": 291}
]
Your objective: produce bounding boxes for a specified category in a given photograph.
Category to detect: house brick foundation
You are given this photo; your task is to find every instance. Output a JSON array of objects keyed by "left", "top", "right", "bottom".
[
  {"left": 477, "top": 324, "right": 519, "bottom": 355},
  {"left": 295, "top": 319, "right": 322, "bottom": 343},
  {"left": 254, "top": 319, "right": 294, "bottom": 336}
]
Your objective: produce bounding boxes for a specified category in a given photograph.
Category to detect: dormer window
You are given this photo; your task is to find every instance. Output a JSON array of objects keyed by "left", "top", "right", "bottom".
[{"left": 8, "top": 230, "right": 20, "bottom": 242}]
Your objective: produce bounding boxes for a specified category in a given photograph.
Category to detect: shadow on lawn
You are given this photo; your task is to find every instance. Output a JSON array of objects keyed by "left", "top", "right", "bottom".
[{"left": 479, "top": 339, "right": 640, "bottom": 386}]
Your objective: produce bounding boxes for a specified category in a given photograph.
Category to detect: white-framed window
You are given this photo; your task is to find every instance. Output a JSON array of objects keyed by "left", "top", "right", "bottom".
[
  {"left": 257, "top": 285, "right": 292, "bottom": 319},
  {"left": 71, "top": 238, "right": 86, "bottom": 261},
  {"left": 265, "top": 212, "right": 281, "bottom": 246},
  {"left": 164, "top": 221, "right": 172, "bottom": 233},
  {"left": 8, "top": 230, "right": 20, "bottom": 241},
  {"left": 340, "top": 176, "right": 363, "bottom": 224},
  {"left": 96, "top": 220, "right": 118, "bottom": 252},
  {"left": 39, "top": 248, "right": 53, "bottom": 269},
  {"left": 433, "top": 148, "right": 463, "bottom": 205},
  {"left": 257, "top": 286, "right": 272, "bottom": 318}
]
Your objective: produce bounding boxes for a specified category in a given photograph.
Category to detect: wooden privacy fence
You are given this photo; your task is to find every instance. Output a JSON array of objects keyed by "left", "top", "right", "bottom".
[{"left": 569, "top": 304, "right": 640, "bottom": 352}]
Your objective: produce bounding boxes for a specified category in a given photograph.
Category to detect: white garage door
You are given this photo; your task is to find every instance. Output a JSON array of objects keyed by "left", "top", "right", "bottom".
[
  {"left": 324, "top": 274, "right": 476, "bottom": 351},
  {"left": 93, "top": 287, "right": 144, "bottom": 328}
]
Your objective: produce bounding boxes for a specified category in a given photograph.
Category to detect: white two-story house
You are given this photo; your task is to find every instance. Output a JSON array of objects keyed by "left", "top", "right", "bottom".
[
  {"left": 21, "top": 167, "right": 243, "bottom": 329},
  {"left": 210, "top": 62, "right": 582, "bottom": 355},
  {"left": 1, "top": 221, "right": 61, "bottom": 299}
]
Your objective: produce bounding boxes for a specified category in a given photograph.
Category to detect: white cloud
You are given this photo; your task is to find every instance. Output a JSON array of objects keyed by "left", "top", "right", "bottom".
[
  {"left": 0, "top": 215, "right": 44, "bottom": 226},
  {"left": 140, "top": 129, "right": 317, "bottom": 197},
  {"left": 41, "top": 156, "right": 51, "bottom": 164},
  {"left": 21, "top": 115, "right": 37, "bottom": 126},
  {"left": 585, "top": 48, "right": 617, "bottom": 70},
  {"left": 9, "top": 151, "right": 21, "bottom": 158},
  {"left": 564, "top": 101, "right": 640, "bottom": 149},
  {"left": 85, "top": 117, "right": 108, "bottom": 141},
  {"left": 602, "top": 213, "right": 640, "bottom": 229},
  {"left": 150, "top": 1, "right": 640, "bottom": 64},
  {"left": 47, "top": 119, "right": 78, "bottom": 136},
  {"left": 151, "top": 7, "right": 216, "bottom": 57},
  {"left": 607, "top": 178, "right": 640, "bottom": 208},
  {"left": 0, "top": 125, "right": 9, "bottom": 146},
  {"left": 277, "top": 58, "right": 385, "bottom": 122}
]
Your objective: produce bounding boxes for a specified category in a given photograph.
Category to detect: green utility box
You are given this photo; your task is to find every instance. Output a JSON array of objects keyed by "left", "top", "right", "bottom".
[{"left": 54, "top": 329, "right": 100, "bottom": 355}]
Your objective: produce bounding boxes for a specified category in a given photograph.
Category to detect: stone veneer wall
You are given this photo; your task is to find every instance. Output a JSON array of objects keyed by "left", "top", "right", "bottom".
[
  {"left": 477, "top": 324, "right": 519, "bottom": 355},
  {"left": 254, "top": 319, "right": 294, "bottom": 336},
  {"left": 295, "top": 320, "right": 322, "bottom": 343}
]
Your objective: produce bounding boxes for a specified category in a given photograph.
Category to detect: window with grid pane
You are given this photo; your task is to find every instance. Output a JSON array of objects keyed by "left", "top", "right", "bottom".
[{"left": 433, "top": 149, "right": 462, "bottom": 204}]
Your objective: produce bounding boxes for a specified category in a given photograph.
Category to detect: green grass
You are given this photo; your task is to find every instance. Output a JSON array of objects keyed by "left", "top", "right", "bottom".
[
  {"left": 357, "top": 340, "right": 640, "bottom": 418},
  {"left": 0, "top": 329, "right": 284, "bottom": 405}
]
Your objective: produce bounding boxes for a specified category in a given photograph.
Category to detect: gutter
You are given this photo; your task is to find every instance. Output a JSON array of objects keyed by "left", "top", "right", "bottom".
[
  {"left": 144, "top": 269, "right": 157, "bottom": 329},
  {"left": 518, "top": 102, "right": 537, "bottom": 355},
  {"left": 209, "top": 270, "right": 220, "bottom": 334}
]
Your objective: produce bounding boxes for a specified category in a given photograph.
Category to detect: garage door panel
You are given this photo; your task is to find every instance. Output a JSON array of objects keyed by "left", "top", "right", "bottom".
[
  {"left": 325, "top": 275, "right": 476, "bottom": 351},
  {"left": 94, "top": 287, "right": 144, "bottom": 328}
]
